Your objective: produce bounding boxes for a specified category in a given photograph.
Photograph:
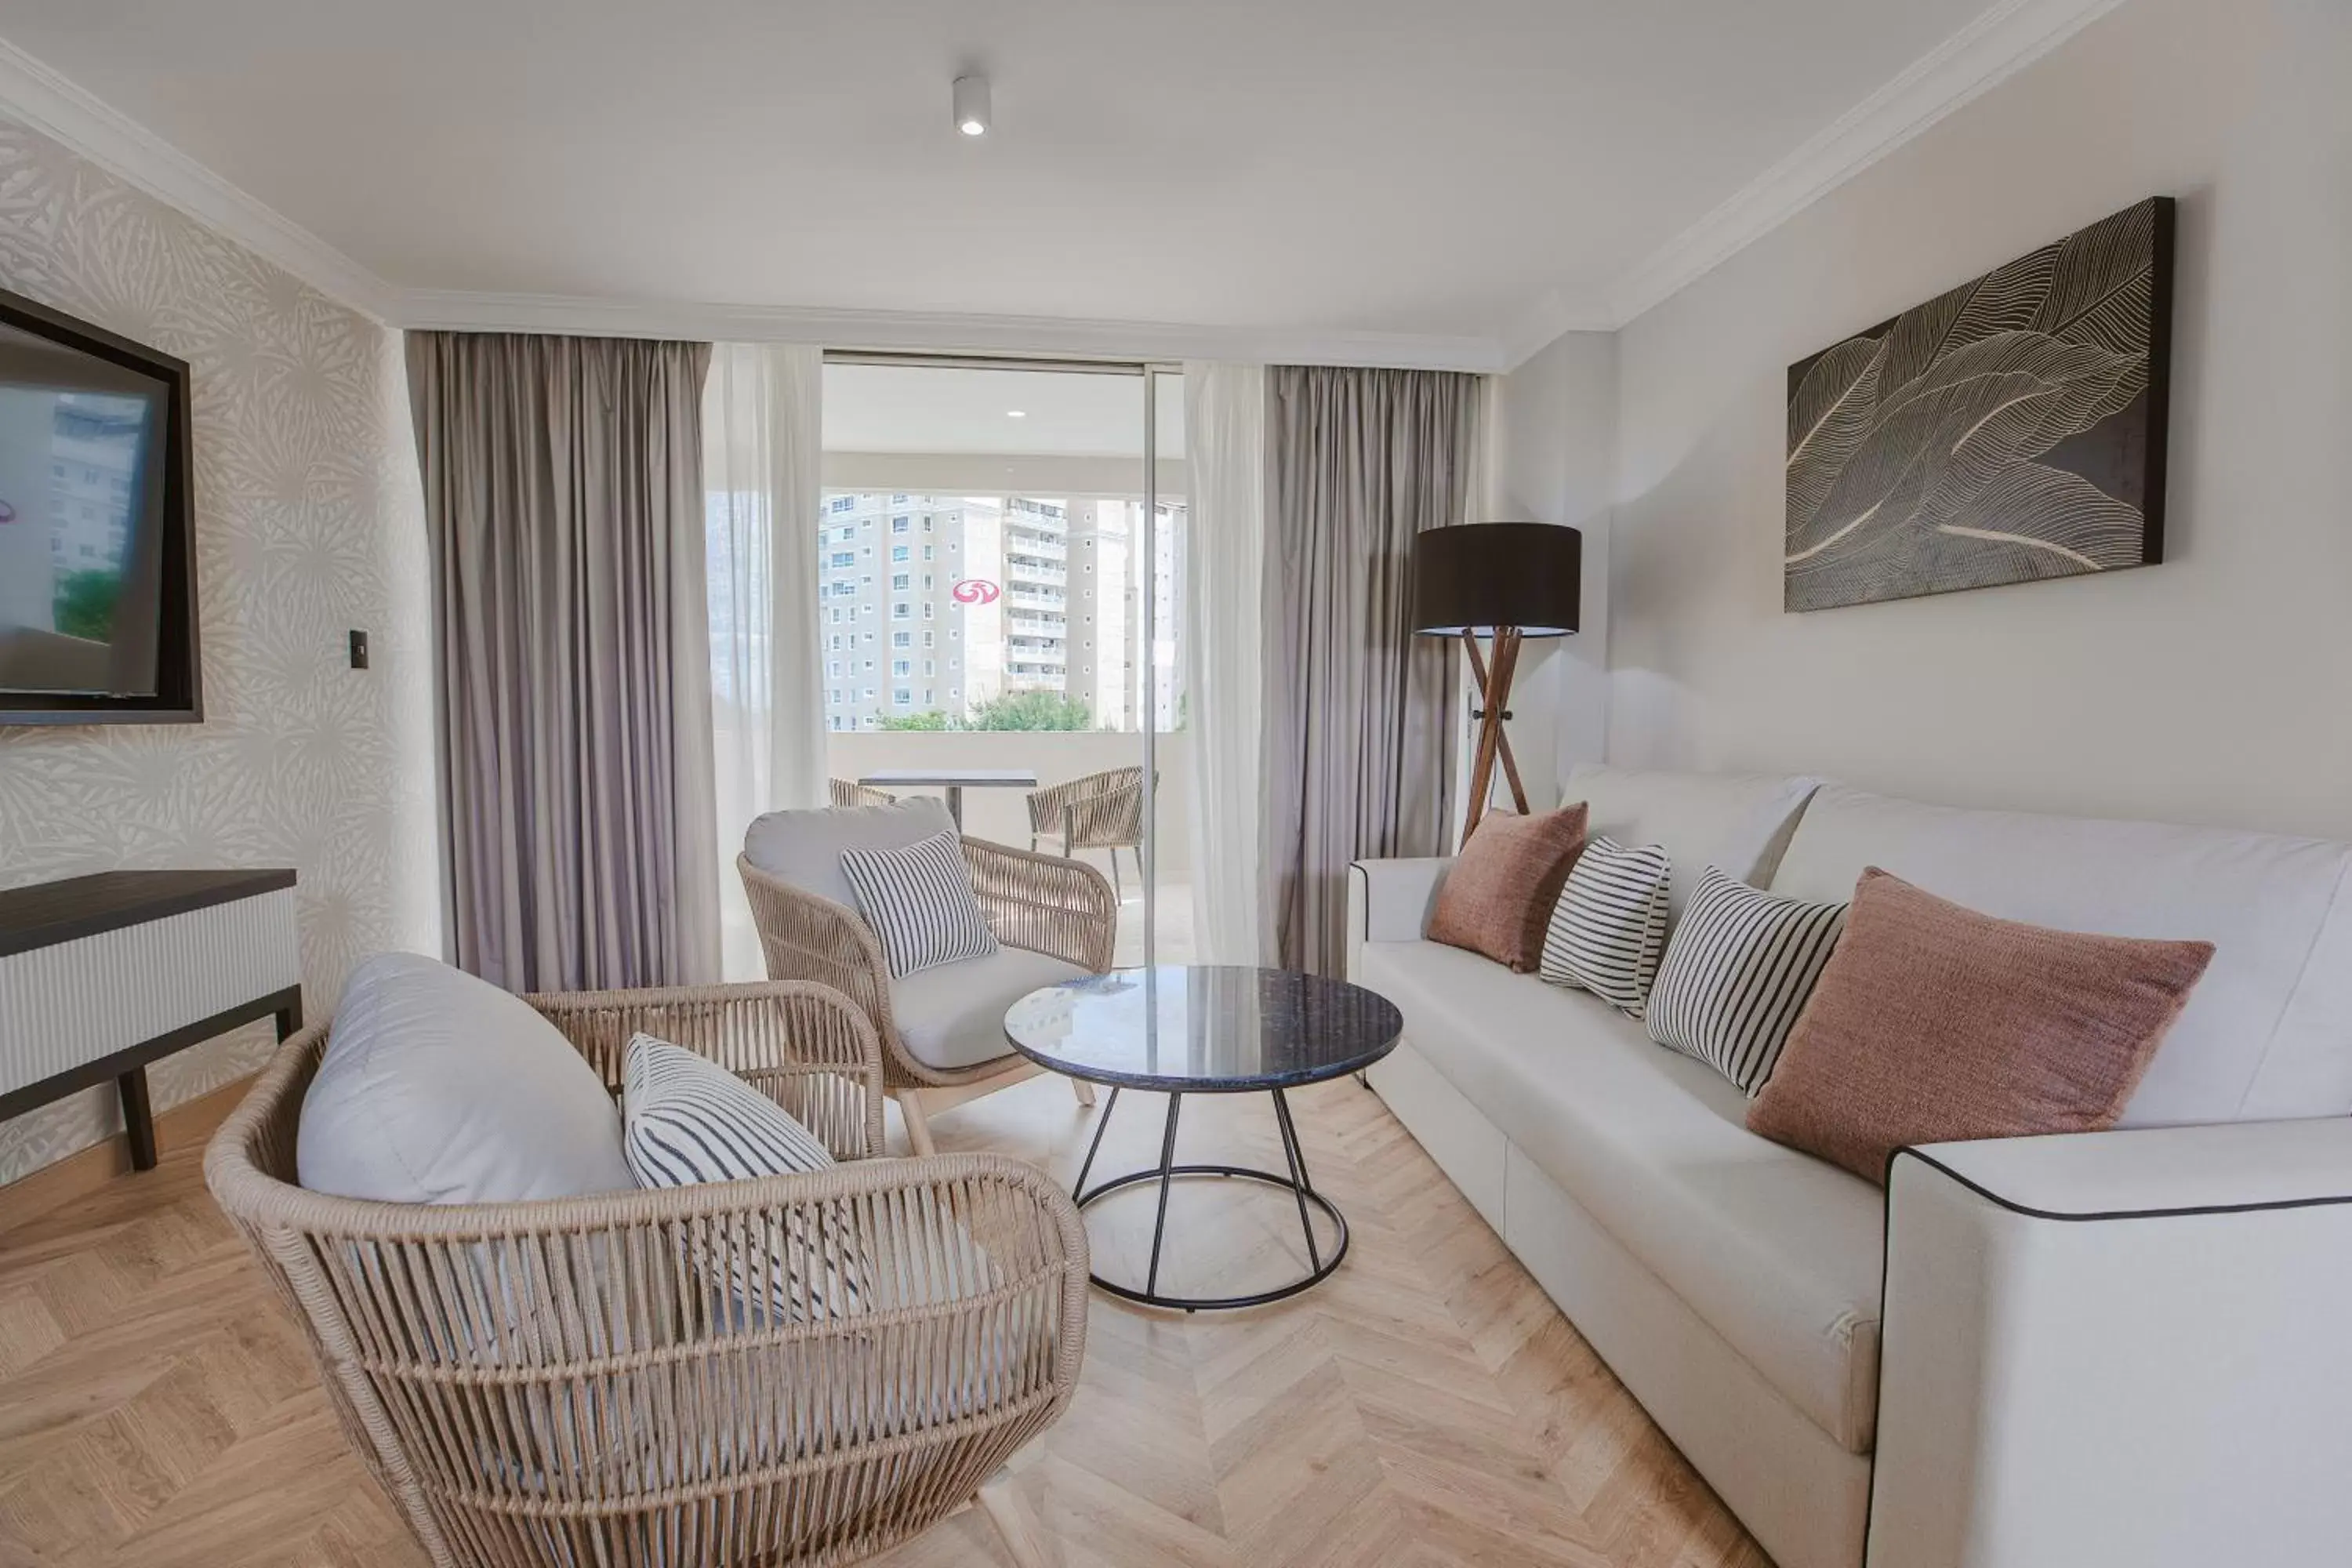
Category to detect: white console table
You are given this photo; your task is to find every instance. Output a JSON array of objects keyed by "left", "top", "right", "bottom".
[{"left": 0, "top": 869, "right": 303, "bottom": 1171}]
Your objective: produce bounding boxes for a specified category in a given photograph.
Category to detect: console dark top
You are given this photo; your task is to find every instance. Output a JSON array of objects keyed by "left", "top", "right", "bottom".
[
  {"left": 1003, "top": 964, "right": 1403, "bottom": 1091},
  {"left": 0, "top": 869, "right": 297, "bottom": 959}
]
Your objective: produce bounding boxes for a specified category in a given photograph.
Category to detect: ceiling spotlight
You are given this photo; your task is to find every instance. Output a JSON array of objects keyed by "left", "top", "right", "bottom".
[
  {"left": 1006, "top": 409, "right": 1027, "bottom": 419},
  {"left": 953, "top": 74, "right": 990, "bottom": 137}
]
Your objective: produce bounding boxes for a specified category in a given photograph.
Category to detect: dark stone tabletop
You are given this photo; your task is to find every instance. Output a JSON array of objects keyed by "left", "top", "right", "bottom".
[{"left": 1004, "top": 964, "right": 1403, "bottom": 1091}]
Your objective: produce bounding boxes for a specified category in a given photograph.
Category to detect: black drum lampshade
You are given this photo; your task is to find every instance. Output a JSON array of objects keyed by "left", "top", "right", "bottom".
[
  {"left": 1410, "top": 521, "right": 1581, "bottom": 638},
  {"left": 1408, "top": 522, "right": 1583, "bottom": 839}
]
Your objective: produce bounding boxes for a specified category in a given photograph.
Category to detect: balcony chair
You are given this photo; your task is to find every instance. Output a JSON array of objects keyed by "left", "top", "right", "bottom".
[
  {"left": 1024, "top": 766, "right": 1149, "bottom": 900},
  {"left": 738, "top": 797, "right": 1116, "bottom": 1156},
  {"left": 828, "top": 778, "right": 897, "bottom": 808},
  {"left": 205, "top": 978, "right": 1087, "bottom": 1568}
]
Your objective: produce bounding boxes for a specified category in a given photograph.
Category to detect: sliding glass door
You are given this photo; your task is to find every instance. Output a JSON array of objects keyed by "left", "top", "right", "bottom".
[{"left": 809, "top": 356, "right": 1187, "bottom": 967}]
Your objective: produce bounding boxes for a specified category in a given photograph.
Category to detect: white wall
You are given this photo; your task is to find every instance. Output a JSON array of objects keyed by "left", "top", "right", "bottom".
[
  {"left": 1595, "top": 0, "right": 2352, "bottom": 839},
  {"left": 1475, "top": 331, "right": 1617, "bottom": 815},
  {"left": 0, "top": 116, "right": 438, "bottom": 1184}
]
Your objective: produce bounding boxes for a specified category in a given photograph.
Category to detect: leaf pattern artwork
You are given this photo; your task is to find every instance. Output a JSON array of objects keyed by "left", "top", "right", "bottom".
[{"left": 1784, "top": 198, "right": 2173, "bottom": 612}]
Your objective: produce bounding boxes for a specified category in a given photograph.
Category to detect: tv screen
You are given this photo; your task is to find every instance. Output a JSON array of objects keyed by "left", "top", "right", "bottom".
[{"left": 0, "top": 289, "right": 198, "bottom": 723}]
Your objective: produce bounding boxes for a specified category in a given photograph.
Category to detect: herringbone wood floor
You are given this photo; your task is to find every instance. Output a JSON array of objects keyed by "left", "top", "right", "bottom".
[{"left": 0, "top": 1070, "right": 1766, "bottom": 1568}]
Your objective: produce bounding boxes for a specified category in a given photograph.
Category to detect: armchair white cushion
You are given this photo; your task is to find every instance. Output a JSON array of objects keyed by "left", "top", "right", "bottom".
[
  {"left": 297, "top": 951, "right": 634, "bottom": 1204},
  {"left": 889, "top": 946, "right": 1091, "bottom": 1071},
  {"left": 742, "top": 797, "right": 958, "bottom": 910}
]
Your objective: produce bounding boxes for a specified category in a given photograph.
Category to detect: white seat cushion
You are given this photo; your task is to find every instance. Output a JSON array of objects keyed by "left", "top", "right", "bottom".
[
  {"left": 890, "top": 946, "right": 1092, "bottom": 1071},
  {"left": 299, "top": 951, "right": 634, "bottom": 1204},
  {"left": 1357, "top": 937, "right": 1886, "bottom": 1453}
]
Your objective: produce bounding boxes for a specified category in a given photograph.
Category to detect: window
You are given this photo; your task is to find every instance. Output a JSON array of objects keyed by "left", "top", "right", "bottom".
[
  {"left": 924, "top": 515, "right": 935, "bottom": 532},
  {"left": 827, "top": 661, "right": 841, "bottom": 677},
  {"left": 891, "top": 544, "right": 909, "bottom": 562},
  {"left": 891, "top": 659, "right": 910, "bottom": 677},
  {"left": 924, "top": 660, "right": 935, "bottom": 677},
  {"left": 829, "top": 495, "right": 855, "bottom": 514},
  {"left": 893, "top": 602, "right": 911, "bottom": 619},
  {"left": 828, "top": 607, "right": 843, "bottom": 624},
  {"left": 862, "top": 659, "right": 876, "bottom": 672},
  {"left": 923, "top": 545, "right": 934, "bottom": 560},
  {"left": 892, "top": 517, "right": 909, "bottom": 533},
  {"left": 924, "top": 689, "right": 935, "bottom": 704},
  {"left": 922, "top": 604, "right": 935, "bottom": 620},
  {"left": 893, "top": 688, "right": 912, "bottom": 706},
  {"left": 892, "top": 631, "right": 911, "bottom": 648},
  {"left": 922, "top": 631, "right": 935, "bottom": 648},
  {"left": 891, "top": 573, "right": 909, "bottom": 590},
  {"left": 829, "top": 551, "right": 854, "bottom": 568}
]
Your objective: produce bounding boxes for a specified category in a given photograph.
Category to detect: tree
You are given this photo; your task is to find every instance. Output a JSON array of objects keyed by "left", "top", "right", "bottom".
[
  {"left": 875, "top": 710, "right": 955, "bottom": 731},
  {"left": 967, "top": 690, "right": 1093, "bottom": 731},
  {"left": 53, "top": 569, "right": 120, "bottom": 641}
]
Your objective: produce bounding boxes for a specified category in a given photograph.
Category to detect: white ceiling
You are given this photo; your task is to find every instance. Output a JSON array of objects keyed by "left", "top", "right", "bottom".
[{"left": 0, "top": 0, "right": 2121, "bottom": 363}]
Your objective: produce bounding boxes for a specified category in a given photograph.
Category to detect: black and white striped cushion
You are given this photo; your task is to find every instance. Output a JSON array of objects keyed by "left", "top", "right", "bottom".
[
  {"left": 621, "top": 1033, "right": 865, "bottom": 1320},
  {"left": 838, "top": 829, "right": 998, "bottom": 977},
  {"left": 1537, "top": 837, "right": 1672, "bottom": 1015},
  {"left": 1646, "top": 867, "right": 1847, "bottom": 1094}
]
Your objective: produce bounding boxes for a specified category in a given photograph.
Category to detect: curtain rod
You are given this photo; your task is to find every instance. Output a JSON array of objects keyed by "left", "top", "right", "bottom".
[{"left": 820, "top": 350, "right": 1178, "bottom": 376}]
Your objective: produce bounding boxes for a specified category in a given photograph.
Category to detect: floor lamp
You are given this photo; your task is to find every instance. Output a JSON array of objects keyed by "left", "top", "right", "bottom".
[{"left": 1409, "top": 522, "right": 1583, "bottom": 842}]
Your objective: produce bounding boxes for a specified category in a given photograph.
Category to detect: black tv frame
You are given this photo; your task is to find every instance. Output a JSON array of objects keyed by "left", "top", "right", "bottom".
[{"left": 0, "top": 284, "right": 201, "bottom": 725}]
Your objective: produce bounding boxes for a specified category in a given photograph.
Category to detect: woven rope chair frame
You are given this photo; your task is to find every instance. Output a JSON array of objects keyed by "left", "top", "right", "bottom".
[{"left": 205, "top": 979, "right": 1088, "bottom": 1568}]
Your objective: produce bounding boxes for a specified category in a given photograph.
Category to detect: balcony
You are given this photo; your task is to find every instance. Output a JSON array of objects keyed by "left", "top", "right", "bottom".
[{"left": 825, "top": 728, "right": 1194, "bottom": 966}]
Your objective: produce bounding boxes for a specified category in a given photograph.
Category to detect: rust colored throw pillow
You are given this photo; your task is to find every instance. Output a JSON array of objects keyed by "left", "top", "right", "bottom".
[
  {"left": 1747, "top": 868, "right": 2215, "bottom": 1184},
  {"left": 1426, "top": 804, "right": 1588, "bottom": 971}
]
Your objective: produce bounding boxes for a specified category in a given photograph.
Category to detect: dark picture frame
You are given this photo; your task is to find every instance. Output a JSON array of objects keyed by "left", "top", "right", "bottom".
[
  {"left": 1784, "top": 197, "right": 2175, "bottom": 613},
  {"left": 0, "top": 284, "right": 203, "bottom": 725}
]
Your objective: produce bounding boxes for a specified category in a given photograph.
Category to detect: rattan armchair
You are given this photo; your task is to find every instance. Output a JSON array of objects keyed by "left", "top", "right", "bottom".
[
  {"left": 1025, "top": 767, "right": 1149, "bottom": 898},
  {"left": 205, "top": 980, "right": 1087, "bottom": 1568},
  {"left": 739, "top": 837, "right": 1117, "bottom": 1156},
  {"left": 828, "top": 779, "right": 897, "bottom": 808}
]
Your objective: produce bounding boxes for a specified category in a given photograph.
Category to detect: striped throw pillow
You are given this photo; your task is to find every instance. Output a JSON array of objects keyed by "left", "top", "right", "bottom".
[
  {"left": 839, "top": 829, "right": 998, "bottom": 977},
  {"left": 1538, "top": 837, "right": 1672, "bottom": 1016},
  {"left": 1646, "top": 867, "right": 1847, "bottom": 1094},
  {"left": 621, "top": 1033, "right": 866, "bottom": 1321}
]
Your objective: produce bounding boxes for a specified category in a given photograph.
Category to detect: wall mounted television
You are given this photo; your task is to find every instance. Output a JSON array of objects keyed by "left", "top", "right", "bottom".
[{"left": 0, "top": 285, "right": 200, "bottom": 725}]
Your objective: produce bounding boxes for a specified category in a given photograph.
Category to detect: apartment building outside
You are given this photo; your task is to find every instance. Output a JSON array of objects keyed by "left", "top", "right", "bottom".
[{"left": 816, "top": 490, "right": 1184, "bottom": 733}]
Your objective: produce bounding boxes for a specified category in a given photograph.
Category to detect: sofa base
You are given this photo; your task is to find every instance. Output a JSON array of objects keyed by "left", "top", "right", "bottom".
[{"left": 1370, "top": 1040, "right": 1871, "bottom": 1568}]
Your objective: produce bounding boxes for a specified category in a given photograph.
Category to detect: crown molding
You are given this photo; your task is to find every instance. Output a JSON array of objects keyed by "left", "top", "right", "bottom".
[
  {"left": 0, "top": 35, "right": 402, "bottom": 321},
  {"left": 1497, "top": 287, "right": 1620, "bottom": 370},
  {"left": 1586, "top": 0, "right": 2134, "bottom": 344},
  {"left": 396, "top": 289, "right": 1508, "bottom": 372}
]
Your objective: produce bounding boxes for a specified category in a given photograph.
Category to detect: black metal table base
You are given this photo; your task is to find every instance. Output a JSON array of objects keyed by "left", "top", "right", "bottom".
[{"left": 1069, "top": 1085, "right": 1348, "bottom": 1312}]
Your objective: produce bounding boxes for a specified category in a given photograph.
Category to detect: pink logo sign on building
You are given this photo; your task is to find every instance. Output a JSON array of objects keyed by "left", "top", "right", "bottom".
[{"left": 951, "top": 579, "right": 1000, "bottom": 605}]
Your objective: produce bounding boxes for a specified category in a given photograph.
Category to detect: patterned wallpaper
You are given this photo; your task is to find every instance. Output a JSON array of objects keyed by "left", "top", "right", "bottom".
[{"left": 0, "top": 117, "right": 439, "bottom": 1184}]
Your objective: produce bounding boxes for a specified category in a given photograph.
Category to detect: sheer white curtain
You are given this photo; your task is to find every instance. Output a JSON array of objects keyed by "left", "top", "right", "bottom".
[
  {"left": 1181, "top": 361, "right": 1272, "bottom": 965},
  {"left": 705, "top": 342, "right": 827, "bottom": 978}
]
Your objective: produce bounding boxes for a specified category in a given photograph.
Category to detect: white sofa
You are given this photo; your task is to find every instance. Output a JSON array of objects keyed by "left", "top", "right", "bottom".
[{"left": 1349, "top": 765, "right": 2352, "bottom": 1568}]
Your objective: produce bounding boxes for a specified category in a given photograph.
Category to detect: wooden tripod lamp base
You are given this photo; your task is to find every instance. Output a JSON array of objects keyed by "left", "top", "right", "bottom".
[
  {"left": 1406, "top": 521, "right": 1584, "bottom": 846},
  {"left": 1461, "top": 628, "right": 1528, "bottom": 841}
]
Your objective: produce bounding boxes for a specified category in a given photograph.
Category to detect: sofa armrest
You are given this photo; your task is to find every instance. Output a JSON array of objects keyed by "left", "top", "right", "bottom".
[
  {"left": 1348, "top": 857, "right": 1454, "bottom": 949},
  {"left": 1871, "top": 1120, "right": 2352, "bottom": 1568}
]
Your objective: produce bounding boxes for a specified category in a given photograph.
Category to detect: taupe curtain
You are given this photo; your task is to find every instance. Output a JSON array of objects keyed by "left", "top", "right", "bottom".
[
  {"left": 408, "top": 332, "right": 720, "bottom": 993},
  {"left": 1265, "top": 365, "right": 1479, "bottom": 976}
]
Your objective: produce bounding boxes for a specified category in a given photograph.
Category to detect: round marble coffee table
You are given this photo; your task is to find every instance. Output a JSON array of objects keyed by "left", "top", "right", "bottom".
[{"left": 1003, "top": 964, "right": 1403, "bottom": 1311}]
